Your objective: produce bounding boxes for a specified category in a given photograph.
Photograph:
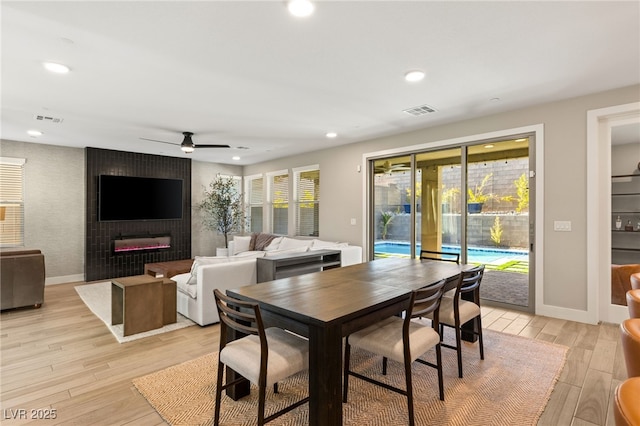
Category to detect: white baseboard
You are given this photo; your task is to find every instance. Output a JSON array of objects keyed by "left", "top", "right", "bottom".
[{"left": 45, "top": 274, "right": 85, "bottom": 286}]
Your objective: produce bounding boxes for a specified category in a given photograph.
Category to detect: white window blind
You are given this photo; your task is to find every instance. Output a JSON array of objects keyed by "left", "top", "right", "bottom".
[
  {"left": 0, "top": 158, "right": 26, "bottom": 247},
  {"left": 295, "top": 169, "right": 320, "bottom": 237},
  {"left": 270, "top": 173, "right": 289, "bottom": 235},
  {"left": 247, "top": 177, "right": 263, "bottom": 233}
]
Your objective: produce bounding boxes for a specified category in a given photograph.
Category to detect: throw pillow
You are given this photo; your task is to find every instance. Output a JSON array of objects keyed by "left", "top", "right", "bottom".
[
  {"left": 263, "top": 236, "right": 283, "bottom": 251},
  {"left": 232, "top": 235, "right": 252, "bottom": 255},
  {"left": 253, "top": 233, "right": 279, "bottom": 251}
]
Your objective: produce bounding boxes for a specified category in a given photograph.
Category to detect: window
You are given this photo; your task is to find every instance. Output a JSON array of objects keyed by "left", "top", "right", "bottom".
[
  {"left": 294, "top": 167, "right": 320, "bottom": 237},
  {"left": 245, "top": 175, "right": 263, "bottom": 233},
  {"left": 0, "top": 157, "right": 25, "bottom": 247},
  {"left": 269, "top": 171, "right": 289, "bottom": 235}
]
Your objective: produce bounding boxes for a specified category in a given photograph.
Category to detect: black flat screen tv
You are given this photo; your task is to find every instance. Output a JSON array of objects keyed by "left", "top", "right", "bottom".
[{"left": 98, "top": 175, "right": 183, "bottom": 221}]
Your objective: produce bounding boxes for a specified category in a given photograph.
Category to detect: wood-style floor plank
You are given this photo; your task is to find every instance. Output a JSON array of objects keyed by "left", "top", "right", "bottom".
[{"left": 0, "top": 283, "right": 630, "bottom": 426}]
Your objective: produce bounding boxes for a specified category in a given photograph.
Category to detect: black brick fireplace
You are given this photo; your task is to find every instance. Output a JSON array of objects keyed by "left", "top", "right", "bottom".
[{"left": 85, "top": 148, "right": 191, "bottom": 281}]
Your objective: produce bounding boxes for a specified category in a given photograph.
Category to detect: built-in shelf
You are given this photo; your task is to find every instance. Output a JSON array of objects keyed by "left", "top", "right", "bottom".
[{"left": 612, "top": 173, "right": 640, "bottom": 264}]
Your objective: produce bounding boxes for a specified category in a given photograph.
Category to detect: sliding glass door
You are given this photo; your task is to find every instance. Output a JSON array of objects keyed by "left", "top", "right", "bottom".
[{"left": 370, "top": 136, "right": 534, "bottom": 312}]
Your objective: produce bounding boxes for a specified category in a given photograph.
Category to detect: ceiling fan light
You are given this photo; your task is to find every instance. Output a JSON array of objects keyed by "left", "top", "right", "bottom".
[{"left": 181, "top": 131, "right": 195, "bottom": 153}]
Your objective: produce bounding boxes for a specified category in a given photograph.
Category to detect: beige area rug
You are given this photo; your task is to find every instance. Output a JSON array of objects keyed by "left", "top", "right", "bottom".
[
  {"left": 75, "top": 281, "right": 195, "bottom": 343},
  {"left": 133, "top": 329, "right": 567, "bottom": 425}
]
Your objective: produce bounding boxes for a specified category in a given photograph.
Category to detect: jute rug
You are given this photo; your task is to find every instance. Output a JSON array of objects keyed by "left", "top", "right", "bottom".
[
  {"left": 133, "top": 329, "right": 567, "bottom": 425},
  {"left": 75, "top": 281, "right": 195, "bottom": 343}
]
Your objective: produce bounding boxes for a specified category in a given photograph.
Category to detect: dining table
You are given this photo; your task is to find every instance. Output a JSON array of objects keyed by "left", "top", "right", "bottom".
[{"left": 226, "top": 257, "right": 472, "bottom": 426}]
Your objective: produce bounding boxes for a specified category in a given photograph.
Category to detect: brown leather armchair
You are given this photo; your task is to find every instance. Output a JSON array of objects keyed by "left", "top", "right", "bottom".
[
  {"left": 616, "top": 319, "right": 640, "bottom": 426},
  {"left": 627, "top": 290, "right": 640, "bottom": 319},
  {"left": 0, "top": 249, "right": 45, "bottom": 310}
]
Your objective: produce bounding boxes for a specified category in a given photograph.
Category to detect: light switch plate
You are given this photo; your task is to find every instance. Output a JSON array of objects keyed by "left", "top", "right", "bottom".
[{"left": 554, "top": 220, "right": 572, "bottom": 232}]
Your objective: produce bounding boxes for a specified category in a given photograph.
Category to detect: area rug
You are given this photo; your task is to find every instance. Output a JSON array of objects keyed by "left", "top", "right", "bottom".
[
  {"left": 75, "top": 281, "right": 195, "bottom": 343},
  {"left": 132, "top": 329, "right": 567, "bottom": 425}
]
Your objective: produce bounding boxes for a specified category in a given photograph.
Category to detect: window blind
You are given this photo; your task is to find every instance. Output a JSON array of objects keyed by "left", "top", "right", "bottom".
[
  {"left": 295, "top": 169, "right": 319, "bottom": 237},
  {"left": 248, "top": 177, "right": 263, "bottom": 233},
  {"left": 271, "top": 173, "right": 288, "bottom": 235},
  {"left": 0, "top": 158, "right": 25, "bottom": 247}
]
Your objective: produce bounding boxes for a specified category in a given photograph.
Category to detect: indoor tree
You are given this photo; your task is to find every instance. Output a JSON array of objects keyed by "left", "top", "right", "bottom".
[{"left": 198, "top": 175, "right": 245, "bottom": 249}]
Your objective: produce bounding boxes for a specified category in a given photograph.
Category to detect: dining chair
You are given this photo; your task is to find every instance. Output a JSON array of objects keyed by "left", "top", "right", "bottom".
[
  {"left": 213, "top": 289, "right": 309, "bottom": 426},
  {"left": 430, "top": 265, "right": 485, "bottom": 378},
  {"left": 419, "top": 249, "right": 460, "bottom": 264},
  {"left": 343, "top": 279, "right": 447, "bottom": 426},
  {"left": 620, "top": 318, "right": 640, "bottom": 378}
]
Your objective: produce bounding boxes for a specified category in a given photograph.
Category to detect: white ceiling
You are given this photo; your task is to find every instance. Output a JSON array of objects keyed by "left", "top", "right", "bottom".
[{"left": 2, "top": 1, "right": 639, "bottom": 165}]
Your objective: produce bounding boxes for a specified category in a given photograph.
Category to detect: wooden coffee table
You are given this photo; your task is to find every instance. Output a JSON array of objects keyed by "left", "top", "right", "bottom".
[
  {"left": 144, "top": 259, "right": 193, "bottom": 278},
  {"left": 111, "top": 275, "right": 178, "bottom": 336}
]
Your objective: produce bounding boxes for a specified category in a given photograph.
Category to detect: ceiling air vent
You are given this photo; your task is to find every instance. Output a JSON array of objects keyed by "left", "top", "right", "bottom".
[
  {"left": 33, "top": 114, "right": 64, "bottom": 124},
  {"left": 403, "top": 104, "right": 437, "bottom": 117}
]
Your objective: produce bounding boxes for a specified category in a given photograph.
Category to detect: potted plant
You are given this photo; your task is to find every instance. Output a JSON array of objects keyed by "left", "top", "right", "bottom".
[
  {"left": 198, "top": 175, "right": 245, "bottom": 255},
  {"left": 467, "top": 173, "right": 493, "bottom": 213}
]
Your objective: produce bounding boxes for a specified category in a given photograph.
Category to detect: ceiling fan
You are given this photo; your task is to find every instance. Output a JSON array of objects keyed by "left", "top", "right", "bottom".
[
  {"left": 374, "top": 160, "right": 411, "bottom": 174},
  {"left": 140, "top": 132, "right": 230, "bottom": 154}
]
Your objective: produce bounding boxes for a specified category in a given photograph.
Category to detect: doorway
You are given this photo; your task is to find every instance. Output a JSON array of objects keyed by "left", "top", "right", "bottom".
[{"left": 370, "top": 135, "right": 534, "bottom": 312}]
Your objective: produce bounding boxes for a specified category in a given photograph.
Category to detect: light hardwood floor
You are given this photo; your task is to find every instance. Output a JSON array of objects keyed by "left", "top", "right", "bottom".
[{"left": 0, "top": 281, "right": 628, "bottom": 425}]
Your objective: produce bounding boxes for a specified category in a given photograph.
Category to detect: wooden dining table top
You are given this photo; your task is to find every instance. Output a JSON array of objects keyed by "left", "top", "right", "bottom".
[{"left": 228, "top": 257, "right": 469, "bottom": 328}]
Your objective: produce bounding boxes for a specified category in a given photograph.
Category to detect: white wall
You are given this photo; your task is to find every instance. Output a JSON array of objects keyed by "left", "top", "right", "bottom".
[{"left": 612, "top": 142, "right": 640, "bottom": 176}]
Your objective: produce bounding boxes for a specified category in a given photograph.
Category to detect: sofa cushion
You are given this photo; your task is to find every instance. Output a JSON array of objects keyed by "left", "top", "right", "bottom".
[
  {"left": 279, "top": 237, "right": 313, "bottom": 251},
  {"left": 264, "top": 247, "right": 309, "bottom": 257},
  {"left": 173, "top": 273, "right": 197, "bottom": 299},
  {"left": 232, "top": 236, "right": 252, "bottom": 255},
  {"left": 231, "top": 251, "right": 266, "bottom": 261},
  {"left": 310, "top": 239, "right": 348, "bottom": 250},
  {"left": 187, "top": 256, "right": 229, "bottom": 284}
]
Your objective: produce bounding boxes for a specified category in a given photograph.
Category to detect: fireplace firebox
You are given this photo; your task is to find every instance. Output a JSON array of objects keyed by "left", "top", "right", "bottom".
[{"left": 113, "top": 234, "right": 171, "bottom": 253}]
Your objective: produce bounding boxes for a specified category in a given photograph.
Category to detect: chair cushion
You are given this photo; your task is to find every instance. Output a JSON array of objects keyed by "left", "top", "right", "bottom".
[
  {"left": 614, "top": 377, "right": 640, "bottom": 426},
  {"left": 349, "top": 316, "right": 440, "bottom": 364},
  {"left": 220, "top": 328, "right": 309, "bottom": 387},
  {"left": 436, "top": 296, "right": 481, "bottom": 326}
]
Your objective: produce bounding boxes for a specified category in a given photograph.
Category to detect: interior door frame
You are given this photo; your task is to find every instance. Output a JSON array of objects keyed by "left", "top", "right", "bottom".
[
  {"left": 586, "top": 101, "right": 640, "bottom": 324},
  {"left": 362, "top": 124, "right": 543, "bottom": 315}
]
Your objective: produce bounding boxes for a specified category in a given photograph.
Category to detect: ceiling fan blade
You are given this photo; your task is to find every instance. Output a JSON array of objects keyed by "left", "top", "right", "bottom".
[
  {"left": 139, "top": 137, "right": 178, "bottom": 146},
  {"left": 194, "top": 144, "right": 231, "bottom": 149}
]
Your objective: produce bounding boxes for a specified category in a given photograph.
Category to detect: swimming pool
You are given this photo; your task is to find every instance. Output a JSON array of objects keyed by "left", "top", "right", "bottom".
[{"left": 374, "top": 242, "right": 528, "bottom": 263}]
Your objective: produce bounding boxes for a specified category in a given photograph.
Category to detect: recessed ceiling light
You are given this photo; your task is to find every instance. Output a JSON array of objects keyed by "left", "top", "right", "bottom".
[
  {"left": 490, "top": 97, "right": 501, "bottom": 102},
  {"left": 404, "top": 70, "right": 425, "bottom": 82},
  {"left": 288, "top": 0, "right": 314, "bottom": 17},
  {"left": 43, "top": 62, "right": 70, "bottom": 74},
  {"left": 326, "top": 132, "right": 337, "bottom": 139},
  {"left": 484, "top": 144, "right": 494, "bottom": 149},
  {"left": 27, "top": 130, "right": 43, "bottom": 137},
  {"left": 232, "top": 156, "right": 241, "bottom": 161}
]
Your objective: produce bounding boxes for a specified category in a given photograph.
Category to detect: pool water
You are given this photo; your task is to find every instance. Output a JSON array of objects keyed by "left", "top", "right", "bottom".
[{"left": 374, "top": 242, "right": 528, "bottom": 264}]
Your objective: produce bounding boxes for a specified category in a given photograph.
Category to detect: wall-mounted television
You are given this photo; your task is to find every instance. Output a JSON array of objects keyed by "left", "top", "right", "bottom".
[{"left": 98, "top": 175, "right": 183, "bottom": 221}]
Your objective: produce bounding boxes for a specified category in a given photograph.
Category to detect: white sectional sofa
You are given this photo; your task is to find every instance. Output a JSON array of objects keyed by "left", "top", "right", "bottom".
[{"left": 173, "top": 234, "right": 363, "bottom": 326}]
